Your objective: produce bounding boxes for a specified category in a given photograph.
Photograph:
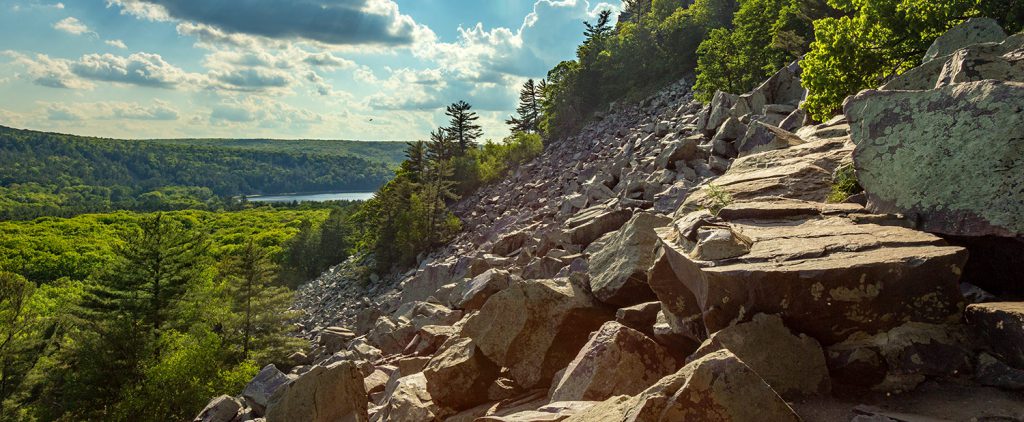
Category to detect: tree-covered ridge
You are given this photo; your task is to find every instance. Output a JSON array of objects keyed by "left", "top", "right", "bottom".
[
  {"left": 0, "top": 125, "right": 399, "bottom": 220},
  {"left": 145, "top": 137, "right": 407, "bottom": 167},
  {"left": 0, "top": 206, "right": 350, "bottom": 421}
]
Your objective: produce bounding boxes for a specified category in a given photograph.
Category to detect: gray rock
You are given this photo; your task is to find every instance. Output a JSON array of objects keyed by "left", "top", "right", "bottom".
[
  {"left": 923, "top": 17, "right": 1007, "bottom": 63},
  {"left": 243, "top": 365, "right": 291, "bottom": 415},
  {"left": 587, "top": 212, "right": 672, "bottom": 307},
  {"left": 194, "top": 395, "right": 242, "bottom": 422}
]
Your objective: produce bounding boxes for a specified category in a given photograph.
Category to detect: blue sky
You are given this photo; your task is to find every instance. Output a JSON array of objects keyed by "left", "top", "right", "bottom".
[{"left": 0, "top": 0, "right": 618, "bottom": 141}]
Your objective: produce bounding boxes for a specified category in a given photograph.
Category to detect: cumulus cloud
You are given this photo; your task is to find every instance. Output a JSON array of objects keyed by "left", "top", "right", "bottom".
[
  {"left": 71, "top": 52, "right": 203, "bottom": 88},
  {"left": 210, "top": 97, "right": 322, "bottom": 129},
  {"left": 111, "top": 0, "right": 428, "bottom": 46},
  {"left": 53, "top": 17, "right": 94, "bottom": 36},
  {"left": 45, "top": 103, "right": 85, "bottom": 121},
  {"left": 105, "top": 39, "right": 128, "bottom": 49},
  {"left": 104, "top": 100, "right": 180, "bottom": 120},
  {"left": 3, "top": 51, "right": 94, "bottom": 89}
]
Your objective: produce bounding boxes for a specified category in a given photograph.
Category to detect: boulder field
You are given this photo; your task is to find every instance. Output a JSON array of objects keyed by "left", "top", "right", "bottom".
[{"left": 197, "top": 19, "right": 1024, "bottom": 422}]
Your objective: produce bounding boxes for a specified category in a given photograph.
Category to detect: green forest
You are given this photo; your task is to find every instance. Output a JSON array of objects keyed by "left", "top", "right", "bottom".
[
  {"left": 2, "top": 0, "right": 1023, "bottom": 420},
  {"left": 0, "top": 126, "right": 403, "bottom": 220},
  {"left": 0, "top": 204, "right": 367, "bottom": 420}
]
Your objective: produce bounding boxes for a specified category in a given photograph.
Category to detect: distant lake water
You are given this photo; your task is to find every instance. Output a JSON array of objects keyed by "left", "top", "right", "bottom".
[{"left": 246, "top": 192, "right": 375, "bottom": 203}]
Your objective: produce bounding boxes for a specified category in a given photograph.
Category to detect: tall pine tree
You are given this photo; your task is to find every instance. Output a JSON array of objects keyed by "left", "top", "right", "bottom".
[
  {"left": 506, "top": 79, "right": 543, "bottom": 133},
  {"left": 444, "top": 100, "right": 483, "bottom": 153}
]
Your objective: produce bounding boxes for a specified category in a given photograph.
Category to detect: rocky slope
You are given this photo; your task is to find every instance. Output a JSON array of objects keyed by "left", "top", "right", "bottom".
[{"left": 197, "top": 18, "right": 1024, "bottom": 422}]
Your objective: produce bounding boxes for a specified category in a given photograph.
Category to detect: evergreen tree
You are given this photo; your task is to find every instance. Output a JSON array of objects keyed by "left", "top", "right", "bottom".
[
  {"left": 583, "top": 9, "right": 614, "bottom": 40},
  {"left": 0, "top": 272, "right": 34, "bottom": 405},
  {"left": 426, "top": 128, "right": 457, "bottom": 163},
  {"left": 81, "top": 213, "right": 208, "bottom": 350},
  {"left": 444, "top": 101, "right": 483, "bottom": 152},
  {"left": 317, "top": 207, "right": 352, "bottom": 269},
  {"left": 401, "top": 141, "right": 428, "bottom": 182},
  {"left": 221, "top": 240, "right": 301, "bottom": 363},
  {"left": 506, "top": 79, "right": 543, "bottom": 133}
]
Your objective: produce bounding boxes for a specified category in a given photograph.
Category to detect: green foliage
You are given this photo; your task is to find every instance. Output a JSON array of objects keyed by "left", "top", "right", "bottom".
[
  {"left": 476, "top": 133, "right": 545, "bottom": 184},
  {"left": 540, "top": 0, "right": 739, "bottom": 139},
  {"left": 506, "top": 79, "right": 543, "bottom": 134},
  {"left": 827, "top": 163, "right": 863, "bottom": 202},
  {"left": 0, "top": 125, "right": 396, "bottom": 220},
  {"left": 694, "top": 0, "right": 824, "bottom": 102},
  {"left": 0, "top": 207, "right": 326, "bottom": 421},
  {"left": 801, "top": 0, "right": 982, "bottom": 121},
  {"left": 704, "top": 184, "right": 735, "bottom": 216}
]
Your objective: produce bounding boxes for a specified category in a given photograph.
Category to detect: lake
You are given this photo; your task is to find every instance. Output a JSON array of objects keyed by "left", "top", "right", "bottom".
[{"left": 246, "top": 192, "right": 375, "bottom": 203}]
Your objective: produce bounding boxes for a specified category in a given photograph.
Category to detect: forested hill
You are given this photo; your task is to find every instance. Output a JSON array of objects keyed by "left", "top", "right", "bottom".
[
  {"left": 147, "top": 137, "right": 407, "bottom": 167},
  {"left": 0, "top": 125, "right": 403, "bottom": 220}
]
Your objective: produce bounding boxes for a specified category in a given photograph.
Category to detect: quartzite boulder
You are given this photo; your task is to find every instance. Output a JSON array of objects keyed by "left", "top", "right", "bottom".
[
  {"left": 243, "top": 364, "right": 291, "bottom": 415},
  {"left": 658, "top": 202, "right": 968, "bottom": 346},
  {"left": 462, "top": 278, "right": 612, "bottom": 388},
  {"left": 564, "top": 349, "right": 800, "bottom": 422},
  {"left": 457, "top": 269, "right": 516, "bottom": 311},
  {"left": 967, "top": 303, "right": 1024, "bottom": 369},
  {"left": 689, "top": 313, "right": 830, "bottom": 399},
  {"left": 374, "top": 373, "right": 441, "bottom": 422},
  {"left": 565, "top": 203, "right": 633, "bottom": 247},
  {"left": 422, "top": 337, "right": 501, "bottom": 410},
  {"left": 845, "top": 80, "right": 1024, "bottom": 238},
  {"left": 587, "top": 212, "right": 672, "bottom": 307},
  {"left": 265, "top": 361, "right": 368, "bottom": 422},
  {"left": 550, "top": 321, "right": 677, "bottom": 402},
  {"left": 646, "top": 248, "right": 705, "bottom": 349},
  {"left": 194, "top": 395, "right": 242, "bottom": 422},
  {"left": 923, "top": 17, "right": 1008, "bottom": 63}
]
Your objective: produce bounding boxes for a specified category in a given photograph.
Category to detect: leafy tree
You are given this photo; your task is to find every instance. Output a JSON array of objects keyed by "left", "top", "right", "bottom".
[
  {"left": 0, "top": 272, "right": 33, "bottom": 405},
  {"left": 506, "top": 79, "right": 544, "bottom": 133},
  {"left": 316, "top": 207, "right": 353, "bottom": 270},
  {"left": 444, "top": 101, "right": 483, "bottom": 153},
  {"left": 800, "top": 0, "right": 980, "bottom": 121}
]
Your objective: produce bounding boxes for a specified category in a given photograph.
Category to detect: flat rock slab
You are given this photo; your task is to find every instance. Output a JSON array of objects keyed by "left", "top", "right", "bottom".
[
  {"left": 658, "top": 204, "right": 967, "bottom": 346},
  {"left": 846, "top": 80, "right": 1024, "bottom": 238}
]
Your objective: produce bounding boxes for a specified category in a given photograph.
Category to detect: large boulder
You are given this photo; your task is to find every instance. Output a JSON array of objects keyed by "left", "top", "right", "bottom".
[
  {"left": 657, "top": 201, "right": 968, "bottom": 346},
  {"left": 242, "top": 364, "right": 291, "bottom": 415},
  {"left": 565, "top": 203, "right": 633, "bottom": 247},
  {"left": 966, "top": 302, "right": 1024, "bottom": 369},
  {"left": 689, "top": 313, "right": 830, "bottom": 399},
  {"left": 400, "top": 263, "right": 454, "bottom": 304},
  {"left": 457, "top": 269, "right": 516, "bottom": 311},
  {"left": 845, "top": 80, "right": 1024, "bottom": 238},
  {"left": 374, "top": 373, "right": 442, "bottom": 422},
  {"left": 646, "top": 248, "right": 705, "bottom": 349},
  {"left": 422, "top": 337, "right": 501, "bottom": 411},
  {"left": 550, "top": 321, "right": 677, "bottom": 402},
  {"left": 265, "top": 361, "right": 368, "bottom": 422},
  {"left": 923, "top": 17, "right": 1007, "bottom": 63},
  {"left": 563, "top": 349, "right": 800, "bottom": 422},
  {"left": 194, "top": 395, "right": 242, "bottom": 422},
  {"left": 587, "top": 212, "right": 671, "bottom": 307},
  {"left": 462, "top": 278, "right": 613, "bottom": 388}
]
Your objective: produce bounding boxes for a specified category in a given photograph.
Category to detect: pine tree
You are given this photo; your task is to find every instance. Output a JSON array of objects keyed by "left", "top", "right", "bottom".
[
  {"left": 221, "top": 240, "right": 301, "bottom": 363},
  {"left": 506, "top": 79, "right": 542, "bottom": 133},
  {"left": 401, "top": 141, "right": 428, "bottom": 182},
  {"left": 0, "top": 271, "right": 34, "bottom": 404},
  {"left": 426, "top": 128, "right": 457, "bottom": 163},
  {"left": 444, "top": 101, "right": 483, "bottom": 153},
  {"left": 81, "top": 214, "right": 207, "bottom": 350},
  {"left": 583, "top": 9, "right": 613, "bottom": 40},
  {"left": 317, "top": 207, "right": 352, "bottom": 269}
]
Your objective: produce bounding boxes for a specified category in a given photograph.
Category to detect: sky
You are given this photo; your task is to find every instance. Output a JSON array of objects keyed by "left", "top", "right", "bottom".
[{"left": 0, "top": 0, "right": 619, "bottom": 141}]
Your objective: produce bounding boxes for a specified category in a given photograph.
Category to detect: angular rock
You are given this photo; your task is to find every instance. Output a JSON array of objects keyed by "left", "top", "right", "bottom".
[
  {"left": 319, "top": 326, "right": 356, "bottom": 354},
  {"left": 400, "top": 263, "right": 453, "bottom": 304},
  {"left": 194, "top": 395, "right": 242, "bottom": 422},
  {"left": 462, "top": 278, "right": 612, "bottom": 388},
  {"left": 422, "top": 337, "right": 501, "bottom": 411},
  {"left": 703, "top": 91, "right": 739, "bottom": 133},
  {"left": 565, "top": 204, "right": 632, "bottom": 247},
  {"left": 550, "top": 321, "right": 677, "bottom": 402},
  {"left": 845, "top": 80, "right": 1024, "bottom": 238},
  {"left": 923, "top": 17, "right": 1007, "bottom": 63},
  {"left": 647, "top": 248, "right": 705, "bottom": 348},
  {"left": 658, "top": 205, "right": 968, "bottom": 346},
  {"left": 966, "top": 302, "right": 1024, "bottom": 369},
  {"left": 403, "top": 324, "right": 457, "bottom": 356},
  {"left": 614, "top": 301, "right": 661, "bottom": 336},
  {"left": 563, "top": 349, "right": 800, "bottom": 422},
  {"left": 689, "top": 313, "right": 830, "bottom": 399},
  {"left": 243, "top": 364, "right": 291, "bottom": 415},
  {"left": 458, "top": 269, "right": 516, "bottom": 311},
  {"left": 265, "top": 361, "right": 368, "bottom": 422},
  {"left": 826, "top": 322, "right": 973, "bottom": 392},
  {"left": 654, "top": 136, "right": 699, "bottom": 170},
  {"left": 493, "top": 231, "right": 530, "bottom": 256},
  {"left": 587, "top": 212, "right": 671, "bottom": 307},
  {"left": 375, "top": 373, "right": 441, "bottom": 422}
]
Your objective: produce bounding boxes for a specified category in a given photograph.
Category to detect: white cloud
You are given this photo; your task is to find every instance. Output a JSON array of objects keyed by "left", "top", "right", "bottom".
[
  {"left": 3, "top": 50, "right": 94, "bottom": 89},
  {"left": 71, "top": 52, "right": 204, "bottom": 88},
  {"left": 210, "top": 97, "right": 322, "bottom": 130},
  {"left": 105, "top": 39, "right": 128, "bottom": 49},
  {"left": 53, "top": 17, "right": 94, "bottom": 36},
  {"left": 45, "top": 103, "right": 85, "bottom": 121}
]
